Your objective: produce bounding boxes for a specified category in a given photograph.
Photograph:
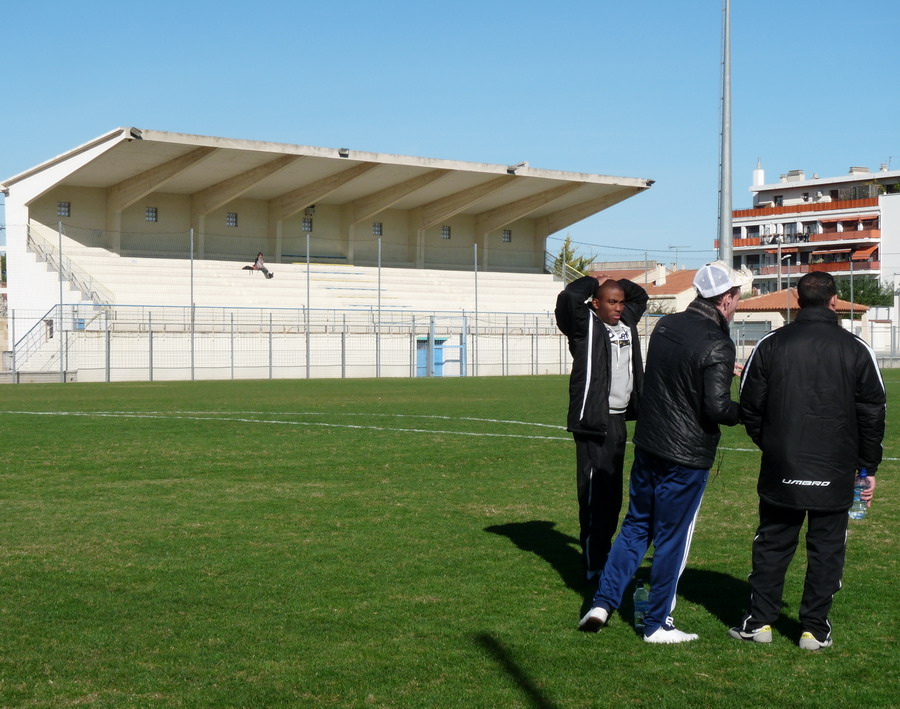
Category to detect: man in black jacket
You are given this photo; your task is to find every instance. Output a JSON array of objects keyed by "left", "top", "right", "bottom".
[
  {"left": 579, "top": 261, "right": 748, "bottom": 643},
  {"left": 730, "top": 271, "right": 885, "bottom": 650},
  {"left": 555, "top": 275, "right": 648, "bottom": 581}
]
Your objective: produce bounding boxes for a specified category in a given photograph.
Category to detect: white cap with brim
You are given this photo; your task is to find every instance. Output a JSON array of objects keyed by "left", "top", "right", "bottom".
[{"left": 693, "top": 261, "right": 754, "bottom": 298}]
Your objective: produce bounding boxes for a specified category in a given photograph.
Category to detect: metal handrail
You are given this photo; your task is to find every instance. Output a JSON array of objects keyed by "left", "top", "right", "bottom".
[
  {"left": 26, "top": 223, "right": 115, "bottom": 307},
  {"left": 544, "top": 250, "right": 585, "bottom": 284},
  {"left": 11, "top": 304, "right": 59, "bottom": 371}
]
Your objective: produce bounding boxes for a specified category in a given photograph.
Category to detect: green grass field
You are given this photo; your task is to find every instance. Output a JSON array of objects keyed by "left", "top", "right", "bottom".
[{"left": 0, "top": 374, "right": 897, "bottom": 708}]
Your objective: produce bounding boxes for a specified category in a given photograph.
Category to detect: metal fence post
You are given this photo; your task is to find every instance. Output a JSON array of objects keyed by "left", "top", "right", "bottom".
[
  {"left": 105, "top": 310, "right": 111, "bottom": 383},
  {"left": 341, "top": 313, "right": 347, "bottom": 379},
  {"left": 149, "top": 312, "right": 154, "bottom": 382},
  {"left": 428, "top": 316, "right": 435, "bottom": 377},
  {"left": 10, "top": 309, "right": 16, "bottom": 383},
  {"left": 230, "top": 312, "right": 235, "bottom": 380},
  {"left": 560, "top": 330, "right": 566, "bottom": 375},
  {"left": 503, "top": 315, "right": 509, "bottom": 376},
  {"left": 305, "top": 304, "right": 311, "bottom": 379},
  {"left": 410, "top": 315, "right": 416, "bottom": 379},
  {"left": 268, "top": 312, "right": 273, "bottom": 379},
  {"left": 461, "top": 315, "right": 468, "bottom": 377}
]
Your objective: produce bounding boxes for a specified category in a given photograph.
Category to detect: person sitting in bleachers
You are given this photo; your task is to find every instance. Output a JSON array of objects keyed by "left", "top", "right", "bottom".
[{"left": 243, "top": 252, "right": 274, "bottom": 279}]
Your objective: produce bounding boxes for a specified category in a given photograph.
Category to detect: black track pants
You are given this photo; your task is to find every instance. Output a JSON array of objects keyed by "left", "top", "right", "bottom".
[
  {"left": 742, "top": 499, "right": 848, "bottom": 640},
  {"left": 573, "top": 414, "right": 627, "bottom": 576}
]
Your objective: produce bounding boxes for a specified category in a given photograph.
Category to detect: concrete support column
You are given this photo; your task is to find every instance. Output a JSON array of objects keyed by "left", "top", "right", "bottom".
[{"left": 416, "top": 228, "right": 425, "bottom": 268}]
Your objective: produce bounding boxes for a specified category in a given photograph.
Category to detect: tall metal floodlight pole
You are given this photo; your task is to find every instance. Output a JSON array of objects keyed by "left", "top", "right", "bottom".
[
  {"left": 717, "top": 0, "right": 732, "bottom": 264},
  {"left": 306, "top": 232, "right": 311, "bottom": 379},
  {"left": 190, "top": 228, "right": 195, "bottom": 380},
  {"left": 377, "top": 237, "right": 382, "bottom": 377},
  {"left": 58, "top": 222, "right": 65, "bottom": 382}
]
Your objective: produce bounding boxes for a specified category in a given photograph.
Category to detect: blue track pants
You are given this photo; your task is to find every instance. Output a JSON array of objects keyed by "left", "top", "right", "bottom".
[{"left": 592, "top": 447, "right": 708, "bottom": 634}]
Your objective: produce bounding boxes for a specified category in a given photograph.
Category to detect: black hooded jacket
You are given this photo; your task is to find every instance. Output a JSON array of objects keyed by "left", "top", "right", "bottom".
[
  {"left": 632, "top": 298, "right": 740, "bottom": 469},
  {"left": 740, "top": 306, "right": 886, "bottom": 511},
  {"left": 555, "top": 277, "right": 648, "bottom": 436}
]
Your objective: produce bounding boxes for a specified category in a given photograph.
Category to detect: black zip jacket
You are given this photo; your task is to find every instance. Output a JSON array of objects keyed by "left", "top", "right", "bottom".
[
  {"left": 740, "top": 306, "right": 886, "bottom": 511},
  {"left": 555, "top": 277, "right": 648, "bottom": 436},
  {"left": 632, "top": 298, "right": 740, "bottom": 469}
]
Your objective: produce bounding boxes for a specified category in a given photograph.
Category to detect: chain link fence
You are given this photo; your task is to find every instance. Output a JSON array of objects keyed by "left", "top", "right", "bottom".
[{"left": 3, "top": 304, "right": 573, "bottom": 383}]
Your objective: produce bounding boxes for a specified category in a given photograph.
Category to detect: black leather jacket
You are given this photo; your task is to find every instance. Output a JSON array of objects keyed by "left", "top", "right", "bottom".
[
  {"left": 632, "top": 298, "right": 740, "bottom": 468},
  {"left": 740, "top": 306, "right": 886, "bottom": 511},
  {"left": 555, "top": 277, "right": 648, "bottom": 436}
]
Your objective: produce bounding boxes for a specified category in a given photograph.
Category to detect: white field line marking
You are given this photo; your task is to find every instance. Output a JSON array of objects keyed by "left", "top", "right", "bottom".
[
  {"left": 157, "top": 410, "right": 565, "bottom": 429},
  {"left": 2, "top": 410, "right": 894, "bottom": 460},
  {"left": 0, "top": 410, "right": 570, "bottom": 441}
]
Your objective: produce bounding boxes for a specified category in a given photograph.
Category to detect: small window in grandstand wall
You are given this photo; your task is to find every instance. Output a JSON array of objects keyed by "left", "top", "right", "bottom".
[
  {"left": 372, "top": 222, "right": 383, "bottom": 236},
  {"left": 441, "top": 225, "right": 451, "bottom": 239},
  {"left": 57, "top": 201, "right": 71, "bottom": 217},
  {"left": 502, "top": 229, "right": 512, "bottom": 243},
  {"left": 145, "top": 207, "right": 158, "bottom": 223},
  {"left": 226, "top": 212, "right": 238, "bottom": 227},
  {"left": 302, "top": 217, "right": 313, "bottom": 233}
]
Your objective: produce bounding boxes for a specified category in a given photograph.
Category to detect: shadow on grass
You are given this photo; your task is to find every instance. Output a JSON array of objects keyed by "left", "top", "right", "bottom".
[
  {"left": 678, "top": 567, "right": 802, "bottom": 640},
  {"left": 474, "top": 633, "right": 560, "bottom": 709},
  {"left": 484, "top": 520, "right": 585, "bottom": 595}
]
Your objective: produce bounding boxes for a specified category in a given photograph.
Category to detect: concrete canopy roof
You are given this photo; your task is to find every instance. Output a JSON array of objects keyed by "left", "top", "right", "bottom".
[{"left": 1, "top": 127, "right": 653, "bottom": 237}]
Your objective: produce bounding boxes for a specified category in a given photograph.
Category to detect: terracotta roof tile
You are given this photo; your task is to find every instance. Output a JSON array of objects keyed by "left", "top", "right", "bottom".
[
  {"left": 589, "top": 269, "right": 650, "bottom": 281},
  {"left": 737, "top": 288, "right": 867, "bottom": 314},
  {"left": 645, "top": 270, "right": 698, "bottom": 296}
]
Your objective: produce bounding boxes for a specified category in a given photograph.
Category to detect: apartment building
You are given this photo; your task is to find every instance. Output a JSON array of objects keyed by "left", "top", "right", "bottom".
[{"left": 726, "top": 162, "right": 900, "bottom": 294}]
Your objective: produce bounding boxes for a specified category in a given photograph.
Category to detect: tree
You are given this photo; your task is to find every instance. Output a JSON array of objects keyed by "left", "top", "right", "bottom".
[
  {"left": 835, "top": 276, "right": 895, "bottom": 307},
  {"left": 552, "top": 235, "right": 595, "bottom": 282}
]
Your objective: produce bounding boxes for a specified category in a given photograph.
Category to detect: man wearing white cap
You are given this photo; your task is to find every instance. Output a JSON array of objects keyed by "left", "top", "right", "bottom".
[{"left": 579, "top": 261, "right": 750, "bottom": 643}]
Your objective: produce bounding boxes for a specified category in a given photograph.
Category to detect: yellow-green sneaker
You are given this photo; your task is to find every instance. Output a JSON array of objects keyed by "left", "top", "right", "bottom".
[
  {"left": 728, "top": 624, "right": 773, "bottom": 643},
  {"left": 799, "top": 632, "right": 833, "bottom": 650}
]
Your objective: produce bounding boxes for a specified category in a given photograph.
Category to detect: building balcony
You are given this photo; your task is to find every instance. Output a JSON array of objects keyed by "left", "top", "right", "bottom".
[
  {"left": 809, "top": 260, "right": 880, "bottom": 274},
  {"left": 810, "top": 229, "right": 880, "bottom": 242},
  {"left": 722, "top": 232, "right": 880, "bottom": 252},
  {"left": 753, "top": 261, "right": 880, "bottom": 278},
  {"left": 756, "top": 264, "right": 811, "bottom": 277},
  {"left": 732, "top": 197, "right": 879, "bottom": 219}
]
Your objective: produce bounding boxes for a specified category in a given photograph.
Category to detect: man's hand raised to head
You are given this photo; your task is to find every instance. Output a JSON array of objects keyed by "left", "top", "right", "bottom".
[{"left": 590, "top": 272, "right": 611, "bottom": 288}]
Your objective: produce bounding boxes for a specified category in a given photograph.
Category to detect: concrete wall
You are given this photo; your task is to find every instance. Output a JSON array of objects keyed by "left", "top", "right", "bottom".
[
  {"left": 880, "top": 193, "right": 900, "bottom": 288},
  {"left": 21, "top": 182, "right": 548, "bottom": 273}
]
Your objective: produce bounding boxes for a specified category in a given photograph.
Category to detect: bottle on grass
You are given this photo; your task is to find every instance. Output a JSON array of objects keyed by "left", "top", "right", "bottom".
[{"left": 633, "top": 581, "right": 649, "bottom": 631}]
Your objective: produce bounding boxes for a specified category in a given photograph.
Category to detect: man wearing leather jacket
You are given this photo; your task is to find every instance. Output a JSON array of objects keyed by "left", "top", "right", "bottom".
[{"left": 579, "top": 261, "right": 749, "bottom": 644}]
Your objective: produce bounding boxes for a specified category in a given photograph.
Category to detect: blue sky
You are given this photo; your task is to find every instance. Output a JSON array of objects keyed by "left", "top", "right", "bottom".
[{"left": 2, "top": 0, "right": 897, "bottom": 267}]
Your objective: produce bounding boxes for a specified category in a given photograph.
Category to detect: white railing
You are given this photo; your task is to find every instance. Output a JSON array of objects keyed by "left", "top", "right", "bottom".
[
  {"left": 544, "top": 251, "right": 585, "bottom": 284},
  {"left": 26, "top": 223, "right": 115, "bottom": 306}
]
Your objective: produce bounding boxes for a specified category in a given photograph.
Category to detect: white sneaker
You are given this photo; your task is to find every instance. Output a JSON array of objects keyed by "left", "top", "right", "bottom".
[
  {"left": 578, "top": 607, "right": 609, "bottom": 632},
  {"left": 798, "top": 632, "right": 833, "bottom": 651},
  {"left": 644, "top": 626, "right": 699, "bottom": 644}
]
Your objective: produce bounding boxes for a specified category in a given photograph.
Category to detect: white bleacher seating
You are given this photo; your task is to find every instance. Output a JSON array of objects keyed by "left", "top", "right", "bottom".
[{"left": 60, "top": 242, "right": 563, "bottom": 314}]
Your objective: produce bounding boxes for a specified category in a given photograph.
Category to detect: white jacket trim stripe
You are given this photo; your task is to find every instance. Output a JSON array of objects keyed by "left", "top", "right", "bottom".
[
  {"left": 578, "top": 315, "right": 594, "bottom": 421},
  {"left": 739, "top": 329, "right": 778, "bottom": 395}
]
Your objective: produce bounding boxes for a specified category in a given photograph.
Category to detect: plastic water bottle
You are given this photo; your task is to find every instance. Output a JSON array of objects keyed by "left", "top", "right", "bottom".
[
  {"left": 633, "top": 581, "right": 650, "bottom": 631},
  {"left": 849, "top": 469, "right": 869, "bottom": 520}
]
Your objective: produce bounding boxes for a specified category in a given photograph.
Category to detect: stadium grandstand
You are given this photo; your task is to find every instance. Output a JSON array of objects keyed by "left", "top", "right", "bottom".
[{"left": 0, "top": 128, "right": 652, "bottom": 381}]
